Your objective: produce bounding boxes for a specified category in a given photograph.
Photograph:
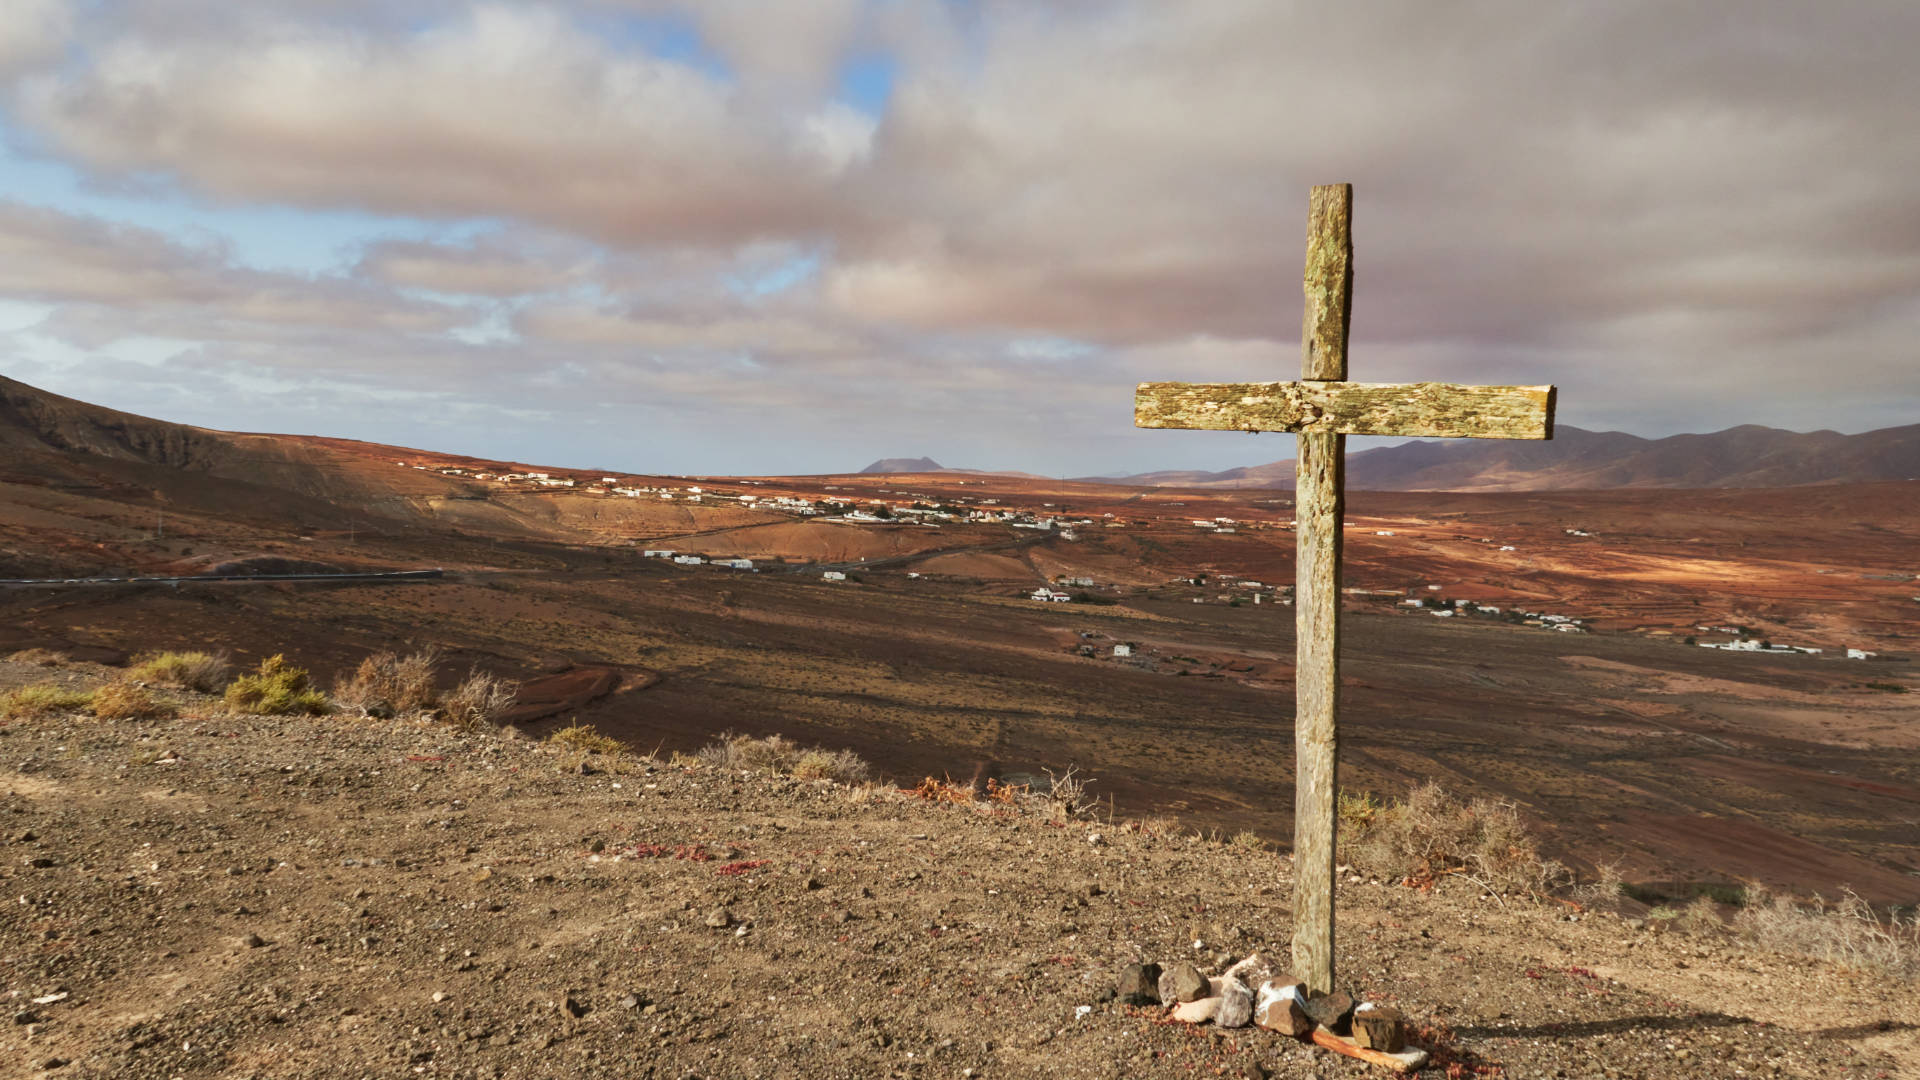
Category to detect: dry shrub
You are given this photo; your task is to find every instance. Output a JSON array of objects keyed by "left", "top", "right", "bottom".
[
  {"left": 7, "top": 647, "right": 67, "bottom": 667},
  {"left": 699, "top": 732, "right": 799, "bottom": 772},
  {"left": 1675, "top": 894, "right": 1727, "bottom": 936},
  {"left": 90, "top": 681, "right": 175, "bottom": 721},
  {"left": 545, "top": 722, "right": 625, "bottom": 756},
  {"left": 130, "top": 650, "right": 231, "bottom": 693},
  {"left": 697, "top": 732, "right": 870, "bottom": 783},
  {"left": 1341, "top": 781, "right": 1569, "bottom": 900},
  {"left": 1044, "top": 765, "right": 1097, "bottom": 822},
  {"left": 442, "top": 670, "right": 517, "bottom": 730},
  {"left": 791, "top": 748, "right": 870, "bottom": 784},
  {"left": 1733, "top": 886, "right": 1919, "bottom": 978},
  {"left": 1572, "top": 860, "right": 1627, "bottom": 908},
  {"left": 903, "top": 776, "right": 977, "bottom": 804},
  {"left": 1229, "top": 829, "right": 1267, "bottom": 851},
  {"left": 985, "top": 777, "right": 1029, "bottom": 806},
  {"left": 0, "top": 683, "right": 95, "bottom": 719},
  {"left": 334, "top": 647, "right": 442, "bottom": 717},
  {"left": 225, "top": 655, "right": 330, "bottom": 716}
]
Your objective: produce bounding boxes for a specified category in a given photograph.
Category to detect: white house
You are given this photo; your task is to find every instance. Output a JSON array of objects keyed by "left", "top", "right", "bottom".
[
  {"left": 822, "top": 570, "right": 846, "bottom": 581},
  {"left": 1375, "top": 530, "right": 1395, "bottom": 536},
  {"left": 1847, "top": 648, "right": 1875, "bottom": 660},
  {"left": 1030, "top": 587, "right": 1071, "bottom": 602},
  {"left": 1499, "top": 545, "right": 1517, "bottom": 552},
  {"left": 1402, "top": 598, "right": 1424, "bottom": 607},
  {"left": 716, "top": 558, "right": 754, "bottom": 570},
  {"left": 642, "top": 549, "right": 676, "bottom": 558},
  {"left": 1432, "top": 609, "right": 1454, "bottom": 618},
  {"left": 1113, "top": 644, "right": 1132, "bottom": 658},
  {"left": 672, "top": 555, "right": 705, "bottom": 565}
]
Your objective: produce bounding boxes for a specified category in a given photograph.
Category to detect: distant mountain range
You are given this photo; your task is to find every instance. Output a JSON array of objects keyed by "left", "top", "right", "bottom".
[
  {"left": 7, "top": 374, "right": 1913, "bottom": 495},
  {"left": 1087, "top": 423, "right": 1920, "bottom": 490}
]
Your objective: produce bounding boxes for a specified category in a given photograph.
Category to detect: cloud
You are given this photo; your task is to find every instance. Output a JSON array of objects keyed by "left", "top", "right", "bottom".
[
  {"left": 0, "top": 201, "right": 468, "bottom": 346},
  {"left": 16, "top": 4, "right": 872, "bottom": 245},
  {"left": 2, "top": 0, "right": 1918, "bottom": 477},
  {"left": 0, "top": 0, "right": 68, "bottom": 79}
]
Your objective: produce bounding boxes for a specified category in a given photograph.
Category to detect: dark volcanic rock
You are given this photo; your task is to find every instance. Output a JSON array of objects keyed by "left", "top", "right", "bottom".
[
  {"left": 1157, "top": 962, "right": 1210, "bottom": 1005},
  {"left": 1117, "top": 962, "right": 1162, "bottom": 1005},
  {"left": 1303, "top": 989, "right": 1355, "bottom": 1034}
]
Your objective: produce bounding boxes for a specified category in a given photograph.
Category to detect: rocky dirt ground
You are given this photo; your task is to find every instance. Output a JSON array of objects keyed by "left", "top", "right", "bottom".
[{"left": 1, "top": 660, "right": 1914, "bottom": 1079}]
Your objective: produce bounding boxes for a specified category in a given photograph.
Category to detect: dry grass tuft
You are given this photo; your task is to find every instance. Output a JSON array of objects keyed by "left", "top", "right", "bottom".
[
  {"left": 697, "top": 732, "right": 870, "bottom": 783},
  {"left": 1, "top": 683, "right": 95, "bottom": 719},
  {"left": 6, "top": 647, "right": 67, "bottom": 667},
  {"left": 545, "top": 722, "right": 626, "bottom": 756},
  {"left": 792, "top": 748, "right": 870, "bottom": 783},
  {"left": 130, "top": 650, "right": 231, "bottom": 693},
  {"left": 225, "top": 655, "right": 331, "bottom": 716},
  {"left": 90, "top": 681, "right": 176, "bottom": 721},
  {"left": 1120, "top": 814, "right": 1181, "bottom": 839},
  {"left": 1733, "top": 886, "right": 1920, "bottom": 978},
  {"left": 1675, "top": 894, "right": 1727, "bottom": 936},
  {"left": 1341, "top": 781, "right": 1569, "bottom": 901},
  {"left": 334, "top": 647, "right": 442, "bottom": 717},
  {"left": 442, "top": 670, "right": 517, "bottom": 730}
]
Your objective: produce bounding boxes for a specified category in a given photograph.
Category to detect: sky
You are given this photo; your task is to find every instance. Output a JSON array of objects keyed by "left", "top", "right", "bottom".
[{"left": 1, "top": 1, "right": 1916, "bottom": 478}]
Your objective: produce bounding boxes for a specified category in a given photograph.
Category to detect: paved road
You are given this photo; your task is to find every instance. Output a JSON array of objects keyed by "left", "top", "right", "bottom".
[{"left": 0, "top": 569, "right": 445, "bottom": 589}]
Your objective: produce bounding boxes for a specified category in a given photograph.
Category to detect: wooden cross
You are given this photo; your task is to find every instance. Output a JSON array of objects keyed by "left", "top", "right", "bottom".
[{"left": 1133, "top": 184, "right": 1555, "bottom": 995}]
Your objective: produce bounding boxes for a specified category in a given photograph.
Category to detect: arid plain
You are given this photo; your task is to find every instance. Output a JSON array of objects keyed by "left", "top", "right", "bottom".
[{"left": 2, "top": 378, "right": 1916, "bottom": 908}]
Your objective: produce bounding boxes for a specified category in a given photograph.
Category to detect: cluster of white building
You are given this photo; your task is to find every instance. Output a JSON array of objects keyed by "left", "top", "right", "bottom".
[
  {"left": 1697, "top": 639, "right": 1878, "bottom": 660},
  {"left": 639, "top": 550, "right": 755, "bottom": 571}
]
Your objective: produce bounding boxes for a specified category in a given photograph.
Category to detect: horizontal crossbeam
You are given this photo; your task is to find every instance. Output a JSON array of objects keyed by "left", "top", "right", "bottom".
[{"left": 1134, "top": 380, "right": 1554, "bottom": 439}]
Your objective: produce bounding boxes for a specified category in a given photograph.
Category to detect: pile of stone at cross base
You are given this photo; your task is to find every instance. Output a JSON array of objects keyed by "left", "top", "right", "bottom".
[{"left": 1116, "top": 952, "right": 1429, "bottom": 1072}]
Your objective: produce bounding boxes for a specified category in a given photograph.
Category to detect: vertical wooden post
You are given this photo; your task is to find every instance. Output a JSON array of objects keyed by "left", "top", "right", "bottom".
[{"left": 1292, "top": 183, "right": 1352, "bottom": 996}]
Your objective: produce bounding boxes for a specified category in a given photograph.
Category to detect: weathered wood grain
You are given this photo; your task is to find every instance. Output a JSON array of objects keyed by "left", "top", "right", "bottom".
[
  {"left": 1292, "top": 183, "right": 1352, "bottom": 999},
  {"left": 1302, "top": 184, "right": 1353, "bottom": 381},
  {"left": 1293, "top": 428, "right": 1342, "bottom": 997},
  {"left": 1135, "top": 380, "right": 1555, "bottom": 439}
]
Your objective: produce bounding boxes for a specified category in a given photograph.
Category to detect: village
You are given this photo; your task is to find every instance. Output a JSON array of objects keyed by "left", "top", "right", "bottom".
[{"left": 388, "top": 458, "right": 1903, "bottom": 667}]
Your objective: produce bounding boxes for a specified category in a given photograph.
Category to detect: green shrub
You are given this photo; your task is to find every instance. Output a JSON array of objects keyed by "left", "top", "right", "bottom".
[
  {"left": 225, "top": 655, "right": 330, "bottom": 716},
  {"left": 130, "top": 650, "right": 231, "bottom": 693},
  {"left": 1, "top": 683, "right": 95, "bottom": 719}
]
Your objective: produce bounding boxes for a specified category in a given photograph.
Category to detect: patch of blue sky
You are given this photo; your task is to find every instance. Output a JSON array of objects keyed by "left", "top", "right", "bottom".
[
  {"left": 577, "top": 8, "right": 732, "bottom": 82},
  {"left": 1008, "top": 337, "right": 1095, "bottom": 362},
  {"left": 0, "top": 300, "right": 54, "bottom": 333},
  {"left": 837, "top": 52, "right": 897, "bottom": 115},
  {"left": 726, "top": 250, "right": 825, "bottom": 299},
  {"left": 0, "top": 127, "right": 499, "bottom": 277},
  {"left": 447, "top": 305, "right": 520, "bottom": 347}
]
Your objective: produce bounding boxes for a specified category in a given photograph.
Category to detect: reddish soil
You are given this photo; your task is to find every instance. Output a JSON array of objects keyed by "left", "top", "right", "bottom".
[
  {"left": 0, "top": 673, "right": 1913, "bottom": 1078},
  {"left": 496, "top": 665, "right": 652, "bottom": 728}
]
